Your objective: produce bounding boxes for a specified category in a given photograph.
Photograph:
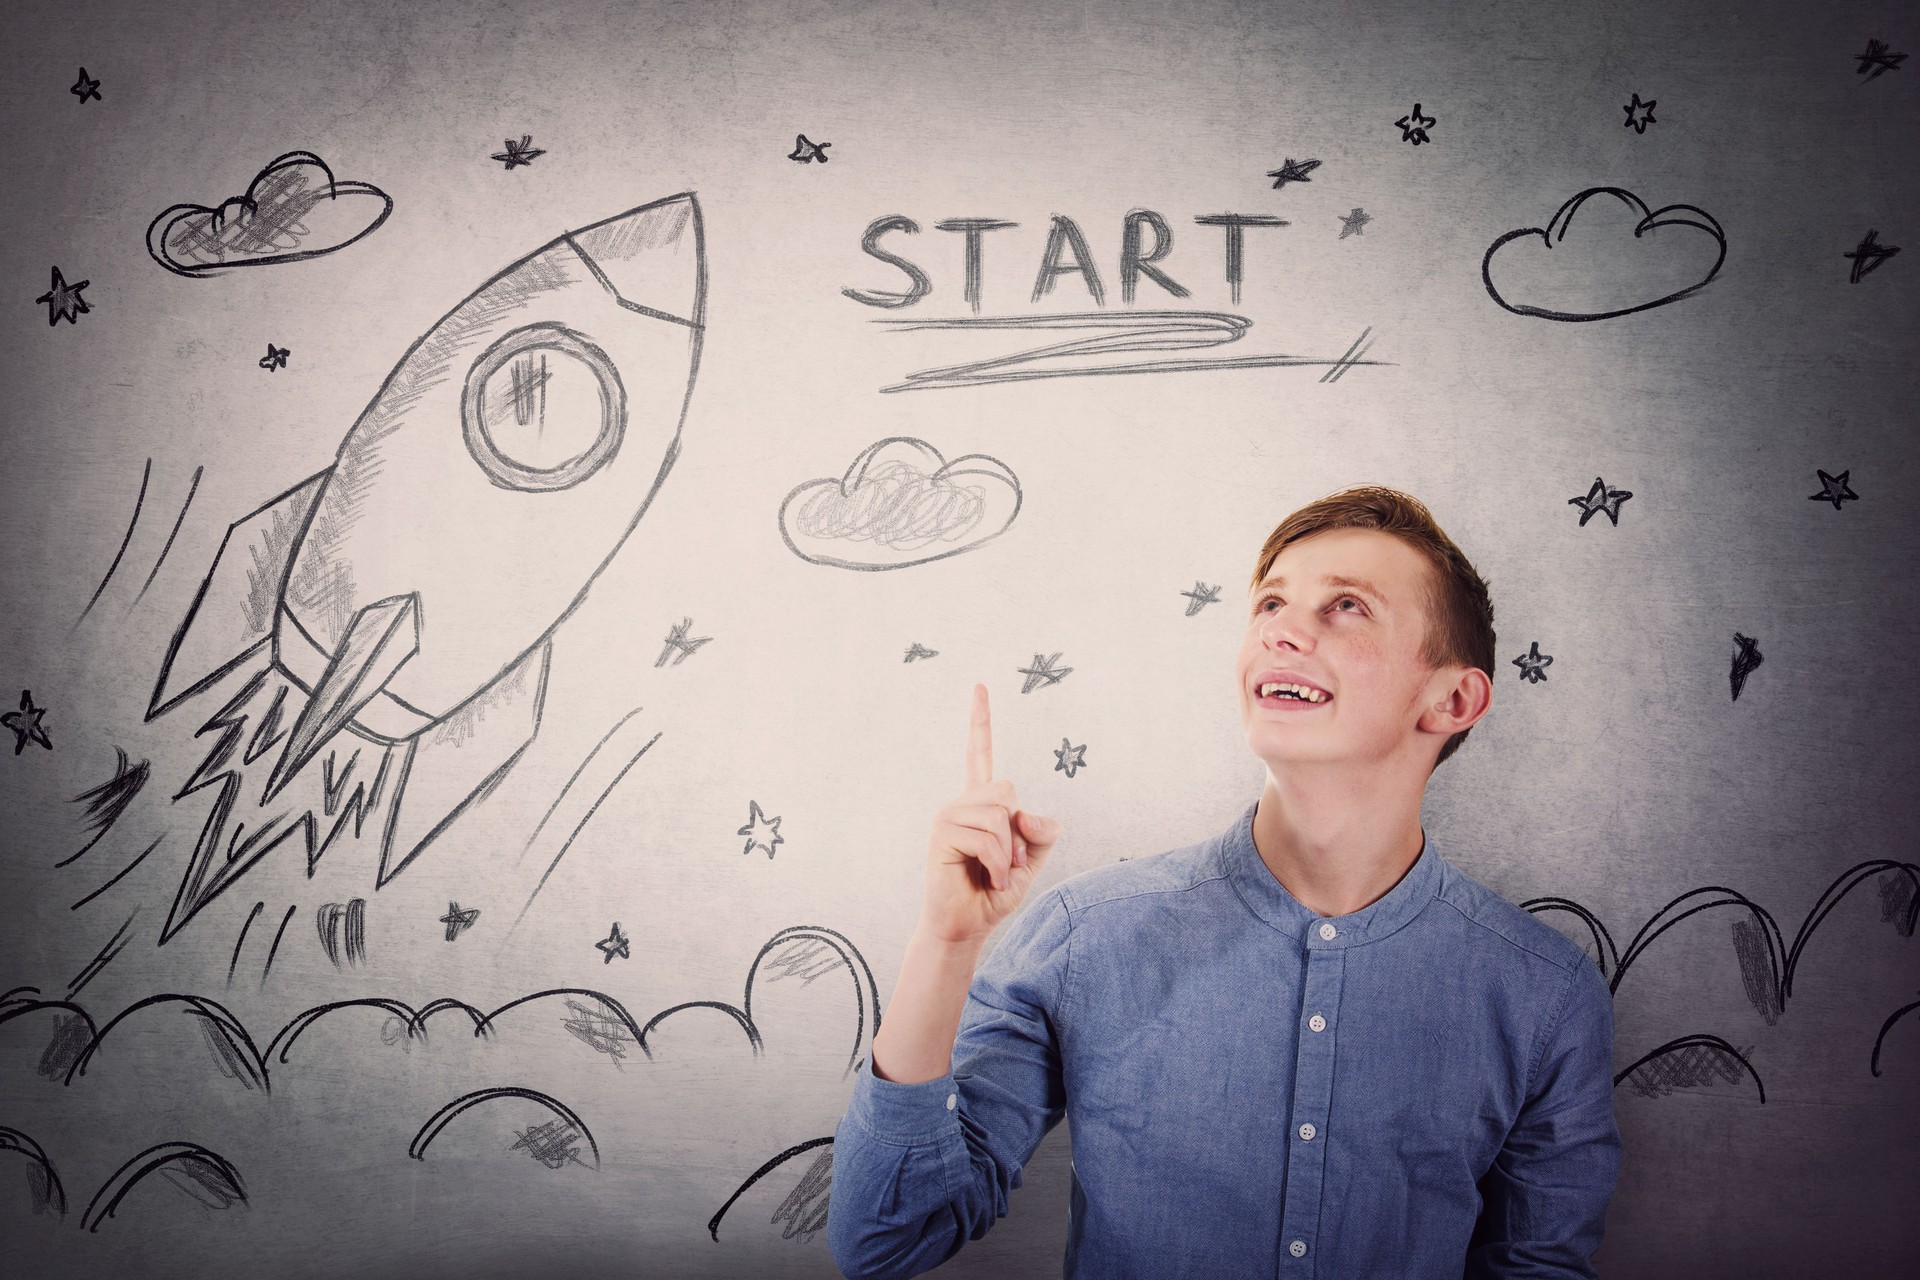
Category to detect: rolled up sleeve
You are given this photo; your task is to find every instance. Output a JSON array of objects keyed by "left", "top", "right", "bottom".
[
  {"left": 828, "top": 886, "right": 1074, "bottom": 1280},
  {"left": 1466, "top": 955, "right": 1623, "bottom": 1279}
]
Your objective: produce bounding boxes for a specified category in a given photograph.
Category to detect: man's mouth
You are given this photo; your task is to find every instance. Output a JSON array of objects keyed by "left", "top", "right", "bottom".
[{"left": 1255, "top": 681, "right": 1331, "bottom": 705}]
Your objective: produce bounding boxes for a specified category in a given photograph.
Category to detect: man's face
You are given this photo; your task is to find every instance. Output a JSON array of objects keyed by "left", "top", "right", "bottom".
[{"left": 1236, "top": 527, "right": 1462, "bottom": 772}]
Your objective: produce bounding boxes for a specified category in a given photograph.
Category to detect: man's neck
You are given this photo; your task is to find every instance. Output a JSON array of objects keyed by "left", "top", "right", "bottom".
[{"left": 1250, "top": 769, "right": 1427, "bottom": 918}]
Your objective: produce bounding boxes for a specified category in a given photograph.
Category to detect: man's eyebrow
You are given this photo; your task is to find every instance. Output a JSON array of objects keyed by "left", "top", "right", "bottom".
[{"left": 1254, "top": 574, "right": 1389, "bottom": 606}]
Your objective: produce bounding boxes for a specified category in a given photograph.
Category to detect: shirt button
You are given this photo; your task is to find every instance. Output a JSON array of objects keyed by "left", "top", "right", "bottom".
[
  {"left": 1318, "top": 922, "right": 1337, "bottom": 940},
  {"left": 945, "top": 1093, "right": 957, "bottom": 1110},
  {"left": 1289, "top": 1239, "right": 1308, "bottom": 1258},
  {"left": 1298, "top": 1122, "right": 1317, "bottom": 1141},
  {"left": 1308, "top": 1014, "right": 1327, "bottom": 1032}
]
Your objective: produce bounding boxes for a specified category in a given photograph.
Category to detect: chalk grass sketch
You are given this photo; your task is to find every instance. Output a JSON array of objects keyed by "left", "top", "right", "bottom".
[
  {"left": 1527, "top": 858, "right": 1920, "bottom": 1076},
  {"left": 778, "top": 436, "right": 1022, "bottom": 569},
  {"left": 146, "top": 151, "right": 393, "bottom": 277},
  {"left": 82, "top": 192, "right": 707, "bottom": 965},
  {"left": 1482, "top": 187, "right": 1726, "bottom": 321}
]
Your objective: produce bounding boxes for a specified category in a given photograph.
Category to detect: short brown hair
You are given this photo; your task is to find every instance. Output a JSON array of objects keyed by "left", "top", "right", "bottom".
[{"left": 1248, "top": 486, "right": 1495, "bottom": 770}]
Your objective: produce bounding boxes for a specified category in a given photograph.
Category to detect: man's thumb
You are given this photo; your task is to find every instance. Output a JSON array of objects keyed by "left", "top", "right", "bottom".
[{"left": 1017, "top": 810, "right": 1061, "bottom": 855}]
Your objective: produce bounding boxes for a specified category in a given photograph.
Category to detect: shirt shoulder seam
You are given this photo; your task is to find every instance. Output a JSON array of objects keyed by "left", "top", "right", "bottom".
[{"left": 1434, "top": 890, "right": 1583, "bottom": 972}]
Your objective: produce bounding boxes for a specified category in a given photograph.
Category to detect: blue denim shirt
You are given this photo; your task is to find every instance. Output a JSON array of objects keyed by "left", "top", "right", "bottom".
[{"left": 828, "top": 799, "right": 1621, "bottom": 1279}]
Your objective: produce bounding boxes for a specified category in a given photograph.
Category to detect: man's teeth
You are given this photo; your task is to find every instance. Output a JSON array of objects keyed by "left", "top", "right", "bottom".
[{"left": 1258, "top": 682, "right": 1327, "bottom": 703}]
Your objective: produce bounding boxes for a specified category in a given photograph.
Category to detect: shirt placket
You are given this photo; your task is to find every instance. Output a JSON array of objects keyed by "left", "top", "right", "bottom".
[{"left": 1279, "top": 922, "right": 1346, "bottom": 1276}]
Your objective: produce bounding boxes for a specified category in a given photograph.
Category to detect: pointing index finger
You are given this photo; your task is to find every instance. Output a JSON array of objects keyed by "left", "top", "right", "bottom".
[{"left": 966, "top": 683, "right": 992, "bottom": 790}]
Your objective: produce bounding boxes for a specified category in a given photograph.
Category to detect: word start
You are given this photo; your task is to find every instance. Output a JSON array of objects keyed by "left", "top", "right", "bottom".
[{"left": 841, "top": 211, "right": 1291, "bottom": 310}]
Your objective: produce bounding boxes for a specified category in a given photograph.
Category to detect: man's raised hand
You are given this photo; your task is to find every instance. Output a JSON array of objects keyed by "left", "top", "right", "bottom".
[{"left": 919, "top": 684, "right": 1062, "bottom": 945}]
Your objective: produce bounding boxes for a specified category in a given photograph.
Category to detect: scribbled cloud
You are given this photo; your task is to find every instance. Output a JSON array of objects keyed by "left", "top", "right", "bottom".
[
  {"left": 146, "top": 151, "right": 393, "bottom": 278},
  {"left": 1481, "top": 186, "right": 1726, "bottom": 321},
  {"left": 778, "top": 437, "right": 1022, "bottom": 570}
]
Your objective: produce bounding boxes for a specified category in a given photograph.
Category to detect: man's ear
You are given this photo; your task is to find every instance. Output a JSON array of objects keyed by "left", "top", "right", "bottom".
[{"left": 1425, "top": 665, "right": 1492, "bottom": 733}]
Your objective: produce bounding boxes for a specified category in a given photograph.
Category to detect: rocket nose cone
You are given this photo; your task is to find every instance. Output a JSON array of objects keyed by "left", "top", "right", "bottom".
[{"left": 567, "top": 192, "right": 706, "bottom": 327}]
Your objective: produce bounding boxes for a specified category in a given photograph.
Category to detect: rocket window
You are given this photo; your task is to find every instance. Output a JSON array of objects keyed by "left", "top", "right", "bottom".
[{"left": 462, "top": 323, "right": 627, "bottom": 492}]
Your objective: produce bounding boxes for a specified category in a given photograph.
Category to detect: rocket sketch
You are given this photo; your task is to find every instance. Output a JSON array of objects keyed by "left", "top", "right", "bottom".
[{"left": 139, "top": 191, "right": 707, "bottom": 945}]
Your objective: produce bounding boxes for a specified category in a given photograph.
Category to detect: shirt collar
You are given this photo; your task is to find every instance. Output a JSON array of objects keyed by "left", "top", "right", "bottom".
[{"left": 1217, "top": 796, "right": 1442, "bottom": 949}]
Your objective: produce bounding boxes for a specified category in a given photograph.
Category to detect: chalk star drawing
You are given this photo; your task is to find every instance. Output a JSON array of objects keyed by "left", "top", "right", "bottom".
[
  {"left": 1730, "top": 632, "right": 1763, "bottom": 701},
  {"left": 1267, "top": 158, "right": 1321, "bottom": 189},
  {"left": 491, "top": 134, "right": 546, "bottom": 169},
  {"left": 35, "top": 267, "right": 90, "bottom": 326},
  {"left": 1808, "top": 469, "right": 1859, "bottom": 509},
  {"left": 1622, "top": 93, "right": 1657, "bottom": 133},
  {"left": 440, "top": 902, "right": 479, "bottom": 941},
  {"left": 1337, "top": 208, "right": 1371, "bottom": 239},
  {"left": 1568, "top": 477, "right": 1633, "bottom": 527},
  {"left": 1018, "top": 652, "right": 1073, "bottom": 693},
  {"left": 1844, "top": 229, "right": 1899, "bottom": 283},
  {"left": 903, "top": 642, "right": 938, "bottom": 662},
  {"left": 737, "top": 799, "right": 784, "bottom": 859},
  {"left": 1180, "top": 581, "right": 1222, "bottom": 615},
  {"left": 595, "top": 922, "right": 631, "bottom": 963},
  {"left": 259, "top": 343, "right": 289, "bottom": 372},
  {"left": 70, "top": 68, "right": 101, "bottom": 103},
  {"left": 788, "top": 134, "right": 831, "bottom": 163},
  {"left": 1856, "top": 38, "right": 1906, "bottom": 82},
  {"left": 1394, "top": 103, "right": 1436, "bottom": 145},
  {"left": 1053, "top": 738, "right": 1088, "bottom": 778},
  {"left": 1513, "top": 641, "right": 1553, "bottom": 683},
  {"left": 655, "top": 616, "right": 712, "bottom": 667},
  {"left": 3, "top": 690, "right": 52, "bottom": 754}
]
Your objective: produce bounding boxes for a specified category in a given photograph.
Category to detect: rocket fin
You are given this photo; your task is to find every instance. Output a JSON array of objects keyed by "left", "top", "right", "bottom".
[
  {"left": 148, "top": 472, "right": 329, "bottom": 722},
  {"left": 262, "top": 593, "right": 420, "bottom": 803},
  {"left": 375, "top": 639, "right": 551, "bottom": 888}
]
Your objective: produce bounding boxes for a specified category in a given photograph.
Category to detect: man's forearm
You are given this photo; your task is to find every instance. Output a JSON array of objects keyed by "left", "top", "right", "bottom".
[{"left": 870, "top": 928, "right": 988, "bottom": 1083}]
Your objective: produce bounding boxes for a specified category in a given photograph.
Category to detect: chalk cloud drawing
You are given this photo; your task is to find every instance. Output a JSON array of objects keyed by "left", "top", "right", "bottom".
[
  {"left": 146, "top": 151, "right": 394, "bottom": 277},
  {"left": 1482, "top": 187, "right": 1726, "bottom": 321},
  {"left": 778, "top": 437, "right": 1021, "bottom": 569}
]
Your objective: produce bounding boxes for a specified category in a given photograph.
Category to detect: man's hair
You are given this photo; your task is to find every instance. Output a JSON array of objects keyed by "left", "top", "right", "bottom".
[{"left": 1248, "top": 485, "right": 1495, "bottom": 770}]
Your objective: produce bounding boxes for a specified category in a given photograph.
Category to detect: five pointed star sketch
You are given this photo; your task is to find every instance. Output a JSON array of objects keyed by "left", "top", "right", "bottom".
[
  {"left": 492, "top": 134, "right": 546, "bottom": 169},
  {"left": 440, "top": 902, "right": 480, "bottom": 941},
  {"left": 2, "top": 690, "right": 52, "bottom": 754},
  {"left": 738, "top": 799, "right": 784, "bottom": 859},
  {"left": 1266, "top": 157, "right": 1321, "bottom": 189},
  {"left": 595, "top": 922, "right": 631, "bottom": 963},
  {"left": 656, "top": 616, "right": 712, "bottom": 667},
  {"left": 1337, "top": 208, "right": 1371, "bottom": 239},
  {"left": 903, "top": 641, "right": 939, "bottom": 662},
  {"left": 1053, "top": 738, "right": 1088, "bottom": 778},
  {"left": 1394, "top": 103, "right": 1436, "bottom": 145},
  {"left": 70, "top": 68, "right": 100, "bottom": 103},
  {"left": 1017, "top": 652, "right": 1073, "bottom": 693},
  {"left": 1180, "top": 581, "right": 1222, "bottom": 615},
  {"left": 1730, "top": 632, "right": 1763, "bottom": 701},
  {"left": 1568, "top": 476, "right": 1633, "bottom": 527},
  {"left": 35, "top": 267, "right": 90, "bottom": 326},
  {"left": 1855, "top": 38, "right": 1906, "bottom": 82},
  {"left": 1622, "top": 93, "right": 1657, "bottom": 133},
  {"left": 259, "top": 343, "right": 290, "bottom": 372},
  {"left": 1808, "top": 469, "right": 1859, "bottom": 509},
  {"left": 1512, "top": 641, "right": 1554, "bottom": 683},
  {"left": 1844, "top": 229, "right": 1899, "bottom": 283},
  {"left": 788, "top": 134, "right": 831, "bottom": 163}
]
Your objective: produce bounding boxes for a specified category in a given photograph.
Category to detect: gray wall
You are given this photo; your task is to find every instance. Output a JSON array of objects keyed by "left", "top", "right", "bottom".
[{"left": 1, "top": 0, "right": 1915, "bottom": 1275}]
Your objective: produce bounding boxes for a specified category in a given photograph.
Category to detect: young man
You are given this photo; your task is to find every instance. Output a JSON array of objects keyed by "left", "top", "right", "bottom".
[{"left": 827, "top": 486, "right": 1621, "bottom": 1279}]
